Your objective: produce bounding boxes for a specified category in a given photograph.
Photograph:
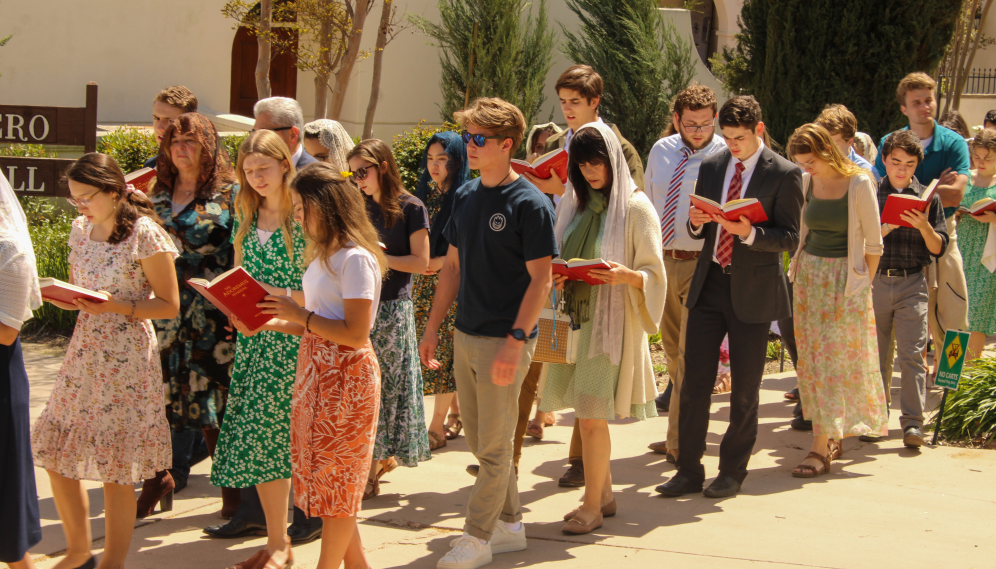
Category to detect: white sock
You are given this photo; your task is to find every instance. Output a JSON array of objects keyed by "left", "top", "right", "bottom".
[{"left": 504, "top": 521, "right": 522, "bottom": 531}]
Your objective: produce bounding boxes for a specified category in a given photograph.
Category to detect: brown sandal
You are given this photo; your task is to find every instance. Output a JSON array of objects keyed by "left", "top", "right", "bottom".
[
  {"left": 526, "top": 418, "right": 544, "bottom": 440},
  {"left": 712, "top": 373, "right": 731, "bottom": 394},
  {"left": 444, "top": 413, "right": 463, "bottom": 440},
  {"left": 429, "top": 430, "right": 447, "bottom": 451},
  {"left": 792, "top": 451, "right": 830, "bottom": 478},
  {"left": 363, "top": 476, "right": 379, "bottom": 500},
  {"left": 828, "top": 438, "right": 842, "bottom": 461},
  {"left": 563, "top": 499, "right": 616, "bottom": 521}
]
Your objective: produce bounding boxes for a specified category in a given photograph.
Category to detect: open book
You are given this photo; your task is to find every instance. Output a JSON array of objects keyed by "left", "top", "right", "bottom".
[
  {"left": 881, "top": 179, "right": 939, "bottom": 227},
  {"left": 958, "top": 197, "right": 996, "bottom": 216},
  {"left": 511, "top": 149, "right": 569, "bottom": 184},
  {"left": 552, "top": 258, "right": 611, "bottom": 286},
  {"left": 188, "top": 267, "right": 272, "bottom": 332},
  {"left": 39, "top": 278, "right": 109, "bottom": 304},
  {"left": 125, "top": 167, "right": 157, "bottom": 193},
  {"left": 690, "top": 194, "right": 768, "bottom": 224}
]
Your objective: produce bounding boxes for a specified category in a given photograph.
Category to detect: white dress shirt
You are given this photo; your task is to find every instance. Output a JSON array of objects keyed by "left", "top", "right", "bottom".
[
  {"left": 291, "top": 143, "right": 304, "bottom": 167},
  {"left": 644, "top": 133, "right": 727, "bottom": 252},
  {"left": 692, "top": 138, "right": 766, "bottom": 264}
]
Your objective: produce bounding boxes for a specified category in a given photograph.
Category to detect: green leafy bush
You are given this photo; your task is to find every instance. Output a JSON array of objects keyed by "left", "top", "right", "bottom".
[
  {"left": 766, "top": 338, "right": 782, "bottom": 360},
  {"left": 391, "top": 120, "right": 464, "bottom": 192},
  {"left": 222, "top": 132, "right": 249, "bottom": 166},
  {"left": 97, "top": 128, "right": 158, "bottom": 174},
  {"left": 931, "top": 357, "right": 996, "bottom": 444},
  {"left": 0, "top": 143, "right": 53, "bottom": 158},
  {"left": 20, "top": 197, "right": 76, "bottom": 333}
]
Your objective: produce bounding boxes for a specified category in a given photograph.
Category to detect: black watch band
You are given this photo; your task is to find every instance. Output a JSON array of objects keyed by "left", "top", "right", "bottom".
[{"left": 509, "top": 328, "right": 527, "bottom": 341}]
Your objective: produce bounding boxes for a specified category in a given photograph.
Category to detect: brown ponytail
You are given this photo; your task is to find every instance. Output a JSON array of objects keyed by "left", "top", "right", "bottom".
[{"left": 67, "top": 153, "right": 162, "bottom": 245}]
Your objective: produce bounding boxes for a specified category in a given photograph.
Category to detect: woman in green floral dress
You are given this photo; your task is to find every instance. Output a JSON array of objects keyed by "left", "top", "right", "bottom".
[
  {"left": 412, "top": 132, "right": 469, "bottom": 450},
  {"left": 214, "top": 131, "right": 305, "bottom": 566},
  {"left": 960, "top": 131, "right": 996, "bottom": 361}
]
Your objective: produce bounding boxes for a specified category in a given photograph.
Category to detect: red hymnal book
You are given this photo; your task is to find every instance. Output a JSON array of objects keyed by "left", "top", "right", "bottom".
[
  {"left": 188, "top": 267, "right": 272, "bottom": 332},
  {"left": 958, "top": 197, "right": 996, "bottom": 215},
  {"left": 511, "top": 149, "right": 569, "bottom": 184},
  {"left": 552, "top": 258, "right": 612, "bottom": 286},
  {"left": 881, "top": 179, "right": 938, "bottom": 228},
  {"left": 690, "top": 194, "right": 768, "bottom": 224},
  {"left": 39, "top": 278, "right": 109, "bottom": 304},
  {"left": 125, "top": 167, "right": 157, "bottom": 193}
]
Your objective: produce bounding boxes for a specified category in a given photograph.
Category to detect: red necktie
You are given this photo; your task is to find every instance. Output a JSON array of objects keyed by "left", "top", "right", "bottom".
[{"left": 716, "top": 161, "right": 745, "bottom": 268}]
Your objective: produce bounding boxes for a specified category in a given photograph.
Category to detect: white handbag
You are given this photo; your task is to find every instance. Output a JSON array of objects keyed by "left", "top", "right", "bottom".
[{"left": 533, "top": 292, "right": 580, "bottom": 365}]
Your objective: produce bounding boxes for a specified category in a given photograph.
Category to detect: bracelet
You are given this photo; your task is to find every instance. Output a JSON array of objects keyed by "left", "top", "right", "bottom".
[
  {"left": 130, "top": 300, "right": 136, "bottom": 318},
  {"left": 305, "top": 311, "right": 314, "bottom": 333}
]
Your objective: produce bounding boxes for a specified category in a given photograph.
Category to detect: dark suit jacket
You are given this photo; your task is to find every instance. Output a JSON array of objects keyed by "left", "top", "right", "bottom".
[
  {"left": 685, "top": 145, "right": 803, "bottom": 324},
  {"left": 296, "top": 147, "right": 318, "bottom": 169}
]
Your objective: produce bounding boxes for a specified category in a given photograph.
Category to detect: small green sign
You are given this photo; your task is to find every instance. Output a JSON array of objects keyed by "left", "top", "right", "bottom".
[{"left": 935, "top": 330, "right": 971, "bottom": 390}]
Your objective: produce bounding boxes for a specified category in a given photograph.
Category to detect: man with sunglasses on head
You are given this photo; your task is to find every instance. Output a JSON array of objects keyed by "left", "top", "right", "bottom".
[
  {"left": 144, "top": 86, "right": 198, "bottom": 169},
  {"left": 253, "top": 96, "right": 317, "bottom": 170},
  {"left": 643, "top": 84, "right": 727, "bottom": 465},
  {"left": 420, "top": 97, "right": 556, "bottom": 569}
]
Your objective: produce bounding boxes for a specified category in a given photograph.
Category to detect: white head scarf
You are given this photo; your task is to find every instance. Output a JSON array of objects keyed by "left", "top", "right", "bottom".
[
  {"left": 525, "top": 122, "right": 563, "bottom": 158},
  {"left": 303, "top": 119, "right": 355, "bottom": 171},
  {"left": 0, "top": 171, "right": 42, "bottom": 331},
  {"left": 553, "top": 121, "right": 636, "bottom": 366}
]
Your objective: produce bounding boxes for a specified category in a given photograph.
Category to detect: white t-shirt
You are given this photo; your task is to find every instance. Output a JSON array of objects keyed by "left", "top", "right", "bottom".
[
  {"left": 302, "top": 243, "right": 381, "bottom": 330},
  {"left": 256, "top": 228, "right": 274, "bottom": 246}
]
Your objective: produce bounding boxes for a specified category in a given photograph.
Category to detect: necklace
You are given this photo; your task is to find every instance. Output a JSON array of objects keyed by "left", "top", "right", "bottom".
[{"left": 482, "top": 168, "right": 513, "bottom": 189}]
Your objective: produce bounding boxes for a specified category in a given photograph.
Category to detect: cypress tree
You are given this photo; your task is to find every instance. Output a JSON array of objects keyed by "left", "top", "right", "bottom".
[
  {"left": 412, "top": 0, "right": 556, "bottom": 127},
  {"left": 561, "top": 0, "right": 695, "bottom": 164},
  {"left": 716, "top": 0, "right": 962, "bottom": 146}
]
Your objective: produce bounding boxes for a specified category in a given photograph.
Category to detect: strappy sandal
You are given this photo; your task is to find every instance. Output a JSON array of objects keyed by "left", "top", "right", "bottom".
[
  {"left": 379, "top": 457, "right": 398, "bottom": 479},
  {"left": 363, "top": 476, "right": 379, "bottom": 500},
  {"left": 429, "top": 430, "right": 447, "bottom": 451},
  {"left": 444, "top": 413, "right": 463, "bottom": 440},
  {"left": 526, "top": 418, "right": 544, "bottom": 440},
  {"left": 827, "top": 438, "right": 842, "bottom": 461},
  {"left": 792, "top": 451, "right": 830, "bottom": 478},
  {"left": 712, "top": 373, "right": 732, "bottom": 394}
]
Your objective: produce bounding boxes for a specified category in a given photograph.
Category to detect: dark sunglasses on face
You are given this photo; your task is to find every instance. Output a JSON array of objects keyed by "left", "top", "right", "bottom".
[
  {"left": 350, "top": 164, "right": 378, "bottom": 181},
  {"left": 461, "top": 130, "right": 506, "bottom": 147}
]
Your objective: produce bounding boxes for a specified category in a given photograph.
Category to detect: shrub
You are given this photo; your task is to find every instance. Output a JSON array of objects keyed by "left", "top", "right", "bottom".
[
  {"left": 97, "top": 128, "right": 158, "bottom": 174},
  {"left": 391, "top": 120, "right": 465, "bottom": 192},
  {"left": 222, "top": 132, "right": 249, "bottom": 167},
  {"left": 931, "top": 357, "right": 996, "bottom": 444}
]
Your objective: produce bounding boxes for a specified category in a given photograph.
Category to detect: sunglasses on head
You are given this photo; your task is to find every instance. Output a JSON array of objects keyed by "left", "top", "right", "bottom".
[
  {"left": 461, "top": 130, "right": 506, "bottom": 148},
  {"left": 349, "top": 164, "right": 378, "bottom": 181}
]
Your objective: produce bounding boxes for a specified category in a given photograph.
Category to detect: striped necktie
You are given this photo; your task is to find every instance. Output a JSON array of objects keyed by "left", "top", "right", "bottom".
[
  {"left": 716, "top": 161, "right": 745, "bottom": 268},
  {"left": 660, "top": 146, "right": 692, "bottom": 249}
]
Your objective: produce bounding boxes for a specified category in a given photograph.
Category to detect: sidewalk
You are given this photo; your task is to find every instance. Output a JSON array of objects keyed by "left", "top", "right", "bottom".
[{"left": 23, "top": 341, "right": 996, "bottom": 569}]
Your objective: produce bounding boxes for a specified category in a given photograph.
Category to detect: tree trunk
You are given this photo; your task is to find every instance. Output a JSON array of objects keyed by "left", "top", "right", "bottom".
[
  {"left": 363, "top": 0, "right": 392, "bottom": 139},
  {"left": 313, "top": 15, "right": 334, "bottom": 119},
  {"left": 954, "top": 0, "right": 993, "bottom": 110},
  {"left": 952, "top": 0, "right": 981, "bottom": 112},
  {"left": 255, "top": 0, "right": 273, "bottom": 100},
  {"left": 329, "top": 0, "right": 371, "bottom": 120}
]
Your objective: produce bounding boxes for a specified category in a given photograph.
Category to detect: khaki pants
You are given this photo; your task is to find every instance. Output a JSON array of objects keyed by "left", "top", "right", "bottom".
[
  {"left": 454, "top": 330, "right": 536, "bottom": 541},
  {"left": 513, "top": 362, "right": 544, "bottom": 467}
]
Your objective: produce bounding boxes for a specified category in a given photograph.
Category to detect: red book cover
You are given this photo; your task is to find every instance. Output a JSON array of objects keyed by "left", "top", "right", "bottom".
[
  {"left": 881, "top": 179, "right": 938, "bottom": 228},
  {"left": 188, "top": 267, "right": 272, "bottom": 332},
  {"left": 690, "top": 195, "right": 768, "bottom": 225},
  {"left": 125, "top": 167, "right": 156, "bottom": 193},
  {"left": 511, "top": 149, "right": 569, "bottom": 183},
  {"left": 552, "top": 258, "right": 611, "bottom": 286},
  {"left": 38, "top": 278, "right": 109, "bottom": 304}
]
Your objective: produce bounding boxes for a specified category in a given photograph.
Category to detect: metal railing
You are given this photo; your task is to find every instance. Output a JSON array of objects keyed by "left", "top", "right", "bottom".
[{"left": 942, "top": 68, "right": 996, "bottom": 95}]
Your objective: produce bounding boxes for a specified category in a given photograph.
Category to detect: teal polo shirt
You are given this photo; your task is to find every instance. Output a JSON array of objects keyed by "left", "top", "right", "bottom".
[{"left": 874, "top": 122, "right": 971, "bottom": 217}]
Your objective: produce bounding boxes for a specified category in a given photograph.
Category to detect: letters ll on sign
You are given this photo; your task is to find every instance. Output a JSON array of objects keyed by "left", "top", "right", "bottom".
[{"left": 0, "top": 157, "right": 75, "bottom": 197}]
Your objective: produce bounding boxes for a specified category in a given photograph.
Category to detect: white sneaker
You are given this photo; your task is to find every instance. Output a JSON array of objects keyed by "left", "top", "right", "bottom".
[
  {"left": 437, "top": 535, "right": 493, "bottom": 569},
  {"left": 490, "top": 520, "right": 527, "bottom": 554}
]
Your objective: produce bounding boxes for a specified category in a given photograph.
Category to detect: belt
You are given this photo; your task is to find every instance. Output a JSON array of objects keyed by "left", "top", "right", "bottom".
[
  {"left": 711, "top": 261, "right": 733, "bottom": 275},
  {"left": 664, "top": 249, "right": 701, "bottom": 261},
  {"left": 878, "top": 266, "right": 923, "bottom": 277}
]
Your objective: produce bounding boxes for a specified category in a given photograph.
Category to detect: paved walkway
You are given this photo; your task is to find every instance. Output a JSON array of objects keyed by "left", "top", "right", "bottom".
[{"left": 21, "top": 340, "right": 996, "bottom": 569}]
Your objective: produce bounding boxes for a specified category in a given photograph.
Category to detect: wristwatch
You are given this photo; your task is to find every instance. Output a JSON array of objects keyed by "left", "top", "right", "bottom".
[{"left": 508, "top": 328, "right": 528, "bottom": 342}]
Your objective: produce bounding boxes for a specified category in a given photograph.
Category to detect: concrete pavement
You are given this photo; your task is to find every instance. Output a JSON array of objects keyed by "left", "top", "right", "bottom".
[{"left": 21, "top": 341, "right": 996, "bottom": 569}]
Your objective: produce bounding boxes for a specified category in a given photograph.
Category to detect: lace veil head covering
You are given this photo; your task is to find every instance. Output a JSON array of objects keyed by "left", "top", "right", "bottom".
[{"left": 303, "top": 119, "right": 355, "bottom": 171}]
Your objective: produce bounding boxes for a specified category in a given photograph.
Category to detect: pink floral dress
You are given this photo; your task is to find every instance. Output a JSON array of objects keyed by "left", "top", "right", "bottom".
[{"left": 32, "top": 216, "right": 179, "bottom": 484}]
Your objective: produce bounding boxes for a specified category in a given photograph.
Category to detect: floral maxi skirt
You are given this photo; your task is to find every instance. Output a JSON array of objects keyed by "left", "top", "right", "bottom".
[
  {"left": 794, "top": 252, "right": 888, "bottom": 439},
  {"left": 291, "top": 332, "right": 381, "bottom": 518}
]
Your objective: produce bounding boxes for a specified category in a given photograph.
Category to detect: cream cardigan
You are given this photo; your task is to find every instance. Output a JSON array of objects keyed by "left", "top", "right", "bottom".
[
  {"left": 613, "top": 192, "right": 667, "bottom": 418},
  {"left": 789, "top": 172, "right": 883, "bottom": 297}
]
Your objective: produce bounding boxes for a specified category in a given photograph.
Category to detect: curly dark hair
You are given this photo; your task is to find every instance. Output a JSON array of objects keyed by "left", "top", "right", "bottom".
[{"left": 67, "top": 153, "right": 161, "bottom": 245}]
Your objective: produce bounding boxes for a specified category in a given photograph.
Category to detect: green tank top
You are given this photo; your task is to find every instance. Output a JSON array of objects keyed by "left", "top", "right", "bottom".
[{"left": 803, "top": 181, "right": 849, "bottom": 258}]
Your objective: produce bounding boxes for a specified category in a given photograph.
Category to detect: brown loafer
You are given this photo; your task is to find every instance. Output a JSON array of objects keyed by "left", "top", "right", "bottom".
[
  {"left": 647, "top": 441, "right": 669, "bottom": 455},
  {"left": 563, "top": 499, "right": 616, "bottom": 521},
  {"left": 558, "top": 459, "right": 585, "bottom": 487},
  {"left": 561, "top": 512, "right": 603, "bottom": 535}
]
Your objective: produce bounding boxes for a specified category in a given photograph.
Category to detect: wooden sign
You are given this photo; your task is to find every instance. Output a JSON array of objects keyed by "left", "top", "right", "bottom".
[{"left": 5, "top": 83, "right": 97, "bottom": 198}]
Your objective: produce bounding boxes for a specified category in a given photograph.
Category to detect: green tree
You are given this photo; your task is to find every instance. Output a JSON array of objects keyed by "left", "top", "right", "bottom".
[
  {"left": 713, "top": 0, "right": 962, "bottom": 146},
  {"left": 561, "top": 0, "right": 694, "bottom": 164},
  {"left": 411, "top": 0, "right": 556, "bottom": 126}
]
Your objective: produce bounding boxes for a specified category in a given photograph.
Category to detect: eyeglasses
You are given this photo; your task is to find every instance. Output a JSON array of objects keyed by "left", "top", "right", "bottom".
[
  {"left": 679, "top": 120, "right": 715, "bottom": 133},
  {"left": 67, "top": 189, "right": 102, "bottom": 208},
  {"left": 350, "top": 164, "right": 378, "bottom": 181},
  {"left": 461, "top": 130, "right": 506, "bottom": 147},
  {"left": 251, "top": 126, "right": 294, "bottom": 133}
]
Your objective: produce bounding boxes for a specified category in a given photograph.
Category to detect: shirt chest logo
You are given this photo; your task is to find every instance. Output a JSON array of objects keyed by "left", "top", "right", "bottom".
[{"left": 489, "top": 213, "right": 507, "bottom": 232}]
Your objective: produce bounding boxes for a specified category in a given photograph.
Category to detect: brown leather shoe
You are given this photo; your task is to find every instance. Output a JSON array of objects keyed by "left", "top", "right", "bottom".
[
  {"left": 647, "top": 441, "right": 669, "bottom": 455},
  {"left": 563, "top": 499, "right": 616, "bottom": 521},
  {"left": 558, "top": 459, "right": 585, "bottom": 487},
  {"left": 561, "top": 511, "right": 603, "bottom": 535}
]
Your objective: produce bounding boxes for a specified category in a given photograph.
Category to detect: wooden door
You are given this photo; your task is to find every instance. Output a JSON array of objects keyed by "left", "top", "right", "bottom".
[{"left": 230, "top": 26, "right": 298, "bottom": 117}]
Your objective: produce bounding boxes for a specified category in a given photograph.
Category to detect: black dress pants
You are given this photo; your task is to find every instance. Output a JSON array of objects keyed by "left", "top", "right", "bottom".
[
  {"left": 677, "top": 263, "right": 770, "bottom": 484},
  {"left": 234, "top": 486, "right": 323, "bottom": 527}
]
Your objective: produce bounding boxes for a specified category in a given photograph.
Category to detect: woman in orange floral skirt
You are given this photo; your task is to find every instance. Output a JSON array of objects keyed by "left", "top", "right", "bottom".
[{"left": 249, "top": 161, "right": 388, "bottom": 569}]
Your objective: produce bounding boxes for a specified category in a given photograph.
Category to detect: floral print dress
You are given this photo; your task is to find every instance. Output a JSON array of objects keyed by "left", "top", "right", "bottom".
[
  {"left": 151, "top": 184, "right": 237, "bottom": 431},
  {"left": 211, "top": 218, "right": 306, "bottom": 488},
  {"left": 958, "top": 180, "right": 996, "bottom": 335},
  {"left": 32, "top": 216, "right": 179, "bottom": 484}
]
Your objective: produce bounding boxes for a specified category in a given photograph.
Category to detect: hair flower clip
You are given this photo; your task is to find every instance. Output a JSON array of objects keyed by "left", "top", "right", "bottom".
[{"left": 341, "top": 171, "right": 354, "bottom": 178}]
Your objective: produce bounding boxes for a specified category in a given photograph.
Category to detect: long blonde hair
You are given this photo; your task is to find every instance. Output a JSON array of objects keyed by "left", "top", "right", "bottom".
[
  {"left": 290, "top": 162, "right": 388, "bottom": 279},
  {"left": 788, "top": 123, "right": 867, "bottom": 178},
  {"left": 234, "top": 130, "right": 296, "bottom": 261}
]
